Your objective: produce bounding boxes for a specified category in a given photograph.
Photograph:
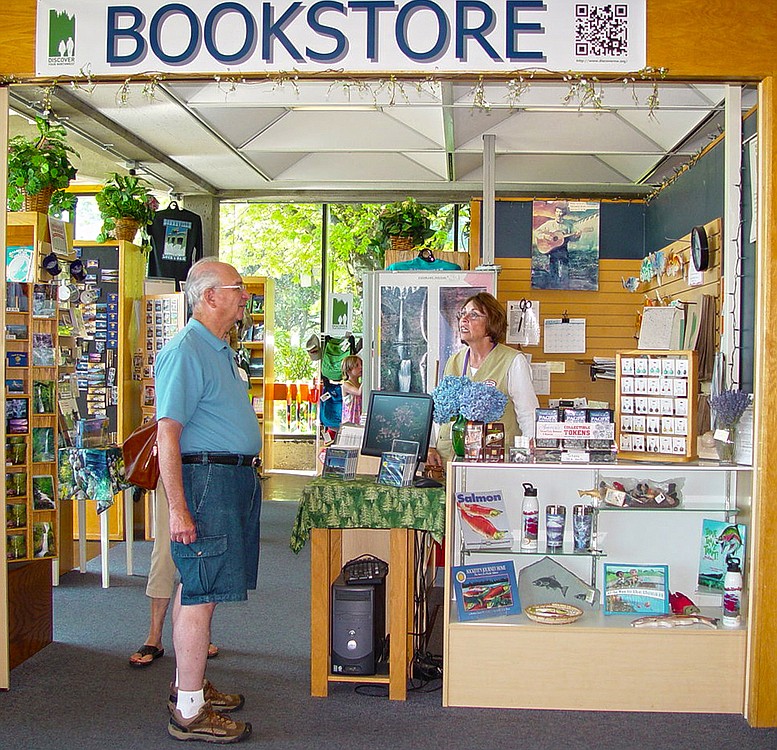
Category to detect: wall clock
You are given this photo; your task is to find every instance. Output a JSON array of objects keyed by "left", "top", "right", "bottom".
[{"left": 690, "top": 225, "right": 709, "bottom": 272}]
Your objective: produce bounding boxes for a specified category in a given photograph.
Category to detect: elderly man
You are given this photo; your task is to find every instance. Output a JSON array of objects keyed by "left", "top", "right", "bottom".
[{"left": 156, "top": 259, "right": 261, "bottom": 743}]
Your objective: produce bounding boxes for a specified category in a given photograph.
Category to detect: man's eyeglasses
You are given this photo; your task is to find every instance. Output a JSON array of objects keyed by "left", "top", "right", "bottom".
[
  {"left": 456, "top": 310, "right": 486, "bottom": 321},
  {"left": 215, "top": 283, "right": 246, "bottom": 292}
]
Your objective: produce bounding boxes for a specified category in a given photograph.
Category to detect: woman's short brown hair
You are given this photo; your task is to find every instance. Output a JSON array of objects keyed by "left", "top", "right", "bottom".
[{"left": 463, "top": 292, "right": 507, "bottom": 344}]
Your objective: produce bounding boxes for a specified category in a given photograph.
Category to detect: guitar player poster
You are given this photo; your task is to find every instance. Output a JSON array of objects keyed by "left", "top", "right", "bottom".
[{"left": 531, "top": 200, "right": 600, "bottom": 291}]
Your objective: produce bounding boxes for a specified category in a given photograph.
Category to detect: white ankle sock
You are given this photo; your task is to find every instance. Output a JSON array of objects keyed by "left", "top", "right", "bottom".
[{"left": 177, "top": 688, "right": 205, "bottom": 719}]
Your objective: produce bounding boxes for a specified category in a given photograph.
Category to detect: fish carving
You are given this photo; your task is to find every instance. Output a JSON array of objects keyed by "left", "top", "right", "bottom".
[{"left": 630, "top": 614, "right": 719, "bottom": 629}]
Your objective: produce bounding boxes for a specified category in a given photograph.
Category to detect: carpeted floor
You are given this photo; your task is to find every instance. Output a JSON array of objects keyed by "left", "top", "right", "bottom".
[{"left": 3, "top": 474, "right": 777, "bottom": 749}]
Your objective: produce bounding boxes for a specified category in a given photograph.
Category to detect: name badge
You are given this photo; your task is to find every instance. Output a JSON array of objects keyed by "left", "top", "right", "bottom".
[{"left": 238, "top": 368, "right": 248, "bottom": 383}]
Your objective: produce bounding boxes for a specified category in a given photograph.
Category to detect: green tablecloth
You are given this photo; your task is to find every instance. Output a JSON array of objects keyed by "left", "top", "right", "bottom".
[{"left": 290, "top": 475, "right": 446, "bottom": 553}]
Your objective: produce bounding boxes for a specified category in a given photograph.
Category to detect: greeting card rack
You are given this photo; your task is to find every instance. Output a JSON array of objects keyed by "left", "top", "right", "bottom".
[{"left": 615, "top": 349, "right": 698, "bottom": 462}]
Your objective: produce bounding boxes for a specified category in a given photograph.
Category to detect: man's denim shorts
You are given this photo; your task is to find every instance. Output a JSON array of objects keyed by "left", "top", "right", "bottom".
[{"left": 171, "top": 462, "right": 262, "bottom": 605}]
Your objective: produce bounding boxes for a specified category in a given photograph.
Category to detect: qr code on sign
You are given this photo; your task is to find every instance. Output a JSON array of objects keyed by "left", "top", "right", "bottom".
[{"left": 575, "top": 4, "right": 629, "bottom": 57}]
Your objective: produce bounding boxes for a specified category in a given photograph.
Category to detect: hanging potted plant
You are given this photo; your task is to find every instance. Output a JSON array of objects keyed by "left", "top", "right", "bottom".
[
  {"left": 373, "top": 197, "right": 434, "bottom": 253},
  {"left": 95, "top": 172, "right": 159, "bottom": 244},
  {"left": 7, "top": 116, "right": 78, "bottom": 214}
]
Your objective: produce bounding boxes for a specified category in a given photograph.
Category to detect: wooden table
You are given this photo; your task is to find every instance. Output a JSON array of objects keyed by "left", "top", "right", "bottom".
[{"left": 291, "top": 476, "right": 445, "bottom": 701}]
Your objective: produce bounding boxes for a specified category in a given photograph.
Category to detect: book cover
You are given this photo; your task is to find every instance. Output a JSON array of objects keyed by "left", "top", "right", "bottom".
[
  {"left": 32, "top": 427, "right": 56, "bottom": 462},
  {"left": 603, "top": 563, "right": 669, "bottom": 615},
  {"left": 455, "top": 490, "right": 513, "bottom": 549},
  {"left": 452, "top": 560, "right": 521, "bottom": 621},
  {"left": 6, "top": 502, "right": 27, "bottom": 529},
  {"left": 6, "top": 533, "right": 27, "bottom": 560},
  {"left": 6, "top": 351, "right": 28, "bottom": 367},
  {"left": 698, "top": 520, "right": 747, "bottom": 592},
  {"left": 5, "top": 323, "right": 28, "bottom": 340},
  {"left": 6, "top": 379, "right": 25, "bottom": 393},
  {"left": 376, "top": 451, "right": 415, "bottom": 487},
  {"left": 32, "top": 285, "right": 56, "bottom": 318},
  {"left": 32, "top": 381, "right": 55, "bottom": 414},
  {"left": 322, "top": 446, "right": 358, "bottom": 479},
  {"left": 6, "top": 245, "right": 35, "bottom": 283},
  {"left": 33, "top": 521, "right": 56, "bottom": 558},
  {"left": 31, "top": 333, "right": 55, "bottom": 366},
  {"left": 32, "top": 475, "right": 57, "bottom": 510}
]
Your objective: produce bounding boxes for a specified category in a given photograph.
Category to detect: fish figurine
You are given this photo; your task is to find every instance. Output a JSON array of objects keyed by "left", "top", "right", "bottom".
[
  {"left": 669, "top": 591, "right": 700, "bottom": 615},
  {"left": 578, "top": 487, "right": 603, "bottom": 502},
  {"left": 532, "top": 575, "right": 569, "bottom": 598},
  {"left": 630, "top": 614, "right": 719, "bottom": 629}
]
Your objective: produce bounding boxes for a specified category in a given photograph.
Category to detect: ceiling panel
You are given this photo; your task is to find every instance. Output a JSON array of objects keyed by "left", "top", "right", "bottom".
[{"left": 7, "top": 79, "right": 754, "bottom": 198}]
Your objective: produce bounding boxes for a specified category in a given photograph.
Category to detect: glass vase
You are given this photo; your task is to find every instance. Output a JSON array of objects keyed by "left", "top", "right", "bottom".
[
  {"left": 714, "top": 425, "right": 736, "bottom": 463},
  {"left": 451, "top": 414, "right": 467, "bottom": 458}
]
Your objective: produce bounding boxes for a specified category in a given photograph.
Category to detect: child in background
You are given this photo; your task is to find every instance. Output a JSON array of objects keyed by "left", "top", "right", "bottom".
[{"left": 341, "top": 355, "right": 363, "bottom": 425}]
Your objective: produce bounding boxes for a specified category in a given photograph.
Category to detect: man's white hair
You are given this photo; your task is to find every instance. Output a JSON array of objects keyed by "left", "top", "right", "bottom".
[{"left": 185, "top": 258, "right": 226, "bottom": 311}]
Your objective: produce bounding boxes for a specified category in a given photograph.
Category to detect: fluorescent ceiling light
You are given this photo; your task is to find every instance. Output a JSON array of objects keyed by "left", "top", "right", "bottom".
[{"left": 290, "top": 105, "right": 379, "bottom": 111}]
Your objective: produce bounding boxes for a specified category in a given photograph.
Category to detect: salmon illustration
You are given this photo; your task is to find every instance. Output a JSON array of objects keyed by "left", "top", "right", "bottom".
[
  {"left": 532, "top": 575, "right": 568, "bottom": 598},
  {"left": 717, "top": 525, "right": 743, "bottom": 557}
]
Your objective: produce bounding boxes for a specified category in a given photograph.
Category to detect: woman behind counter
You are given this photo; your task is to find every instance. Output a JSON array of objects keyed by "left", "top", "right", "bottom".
[{"left": 427, "top": 292, "right": 539, "bottom": 466}]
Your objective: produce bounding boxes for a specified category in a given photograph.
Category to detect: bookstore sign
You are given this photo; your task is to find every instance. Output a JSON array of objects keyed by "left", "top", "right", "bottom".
[{"left": 36, "top": 0, "right": 646, "bottom": 76}]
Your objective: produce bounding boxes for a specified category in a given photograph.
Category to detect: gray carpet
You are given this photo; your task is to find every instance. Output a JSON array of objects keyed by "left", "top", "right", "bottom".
[{"left": 3, "top": 480, "right": 777, "bottom": 749}]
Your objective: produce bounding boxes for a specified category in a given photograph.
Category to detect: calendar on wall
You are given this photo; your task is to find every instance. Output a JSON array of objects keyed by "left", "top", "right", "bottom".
[{"left": 615, "top": 350, "right": 698, "bottom": 462}]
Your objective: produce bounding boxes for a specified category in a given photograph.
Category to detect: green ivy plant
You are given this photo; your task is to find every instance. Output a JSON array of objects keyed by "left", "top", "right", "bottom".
[
  {"left": 95, "top": 172, "right": 159, "bottom": 242},
  {"left": 373, "top": 197, "right": 434, "bottom": 247},
  {"left": 7, "top": 116, "right": 78, "bottom": 213}
]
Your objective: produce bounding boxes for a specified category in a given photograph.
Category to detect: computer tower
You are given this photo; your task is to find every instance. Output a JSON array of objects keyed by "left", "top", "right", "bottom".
[{"left": 331, "top": 574, "right": 386, "bottom": 675}]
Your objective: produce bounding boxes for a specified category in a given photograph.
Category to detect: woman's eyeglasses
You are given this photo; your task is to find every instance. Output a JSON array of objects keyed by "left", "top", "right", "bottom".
[{"left": 456, "top": 309, "right": 486, "bottom": 321}]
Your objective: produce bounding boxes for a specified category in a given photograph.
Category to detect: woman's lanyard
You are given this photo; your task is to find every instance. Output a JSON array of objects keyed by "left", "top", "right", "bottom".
[{"left": 462, "top": 343, "right": 496, "bottom": 376}]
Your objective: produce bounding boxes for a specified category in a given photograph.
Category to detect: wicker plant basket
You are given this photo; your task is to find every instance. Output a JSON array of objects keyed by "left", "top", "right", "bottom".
[
  {"left": 114, "top": 217, "right": 140, "bottom": 242},
  {"left": 22, "top": 187, "right": 54, "bottom": 213},
  {"left": 389, "top": 235, "right": 416, "bottom": 253}
]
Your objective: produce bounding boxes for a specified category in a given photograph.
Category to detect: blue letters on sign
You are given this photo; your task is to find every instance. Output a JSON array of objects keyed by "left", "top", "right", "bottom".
[
  {"left": 505, "top": 0, "right": 546, "bottom": 62},
  {"left": 205, "top": 3, "right": 256, "bottom": 63},
  {"left": 455, "top": 1, "right": 500, "bottom": 62},
  {"left": 103, "top": 0, "right": 553, "bottom": 68},
  {"left": 306, "top": 1, "right": 348, "bottom": 62},
  {"left": 107, "top": 6, "right": 146, "bottom": 64},
  {"left": 150, "top": 4, "right": 200, "bottom": 64}
]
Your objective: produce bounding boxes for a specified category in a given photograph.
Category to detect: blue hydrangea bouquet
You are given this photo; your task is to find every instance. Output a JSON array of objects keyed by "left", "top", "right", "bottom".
[{"left": 431, "top": 375, "right": 508, "bottom": 424}]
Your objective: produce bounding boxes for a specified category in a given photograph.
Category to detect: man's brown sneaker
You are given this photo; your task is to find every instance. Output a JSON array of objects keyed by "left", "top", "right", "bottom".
[
  {"left": 168, "top": 702, "right": 251, "bottom": 743},
  {"left": 169, "top": 680, "right": 245, "bottom": 713}
]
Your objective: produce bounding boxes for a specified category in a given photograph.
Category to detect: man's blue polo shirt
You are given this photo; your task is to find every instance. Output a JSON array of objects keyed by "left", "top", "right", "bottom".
[{"left": 155, "top": 319, "right": 261, "bottom": 455}]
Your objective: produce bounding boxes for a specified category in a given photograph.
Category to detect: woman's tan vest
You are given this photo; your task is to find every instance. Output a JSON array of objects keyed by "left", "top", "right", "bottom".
[{"left": 436, "top": 343, "right": 521, "bottom": 463}]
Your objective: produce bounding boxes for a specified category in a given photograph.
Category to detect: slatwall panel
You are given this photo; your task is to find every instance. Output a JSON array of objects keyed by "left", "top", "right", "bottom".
[
  {"left": 639, "top": 217, "right": 722, "bottom": 359},
  {"left": 493, "top": 258, "right": 644, "bottom": 406}
]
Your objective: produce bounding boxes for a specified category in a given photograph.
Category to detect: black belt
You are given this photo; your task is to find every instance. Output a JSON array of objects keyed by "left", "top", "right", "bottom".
[{"left": 182, "top": 453, "right": 261, "bottom": 468}]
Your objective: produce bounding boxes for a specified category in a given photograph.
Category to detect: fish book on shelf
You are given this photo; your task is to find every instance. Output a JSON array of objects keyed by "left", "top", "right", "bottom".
[
  {"left": 452, "top": 560, "right": 521, "bottom": 621},
  {"left": 455, "top": 490, "right": 513, "bottom": 550}
]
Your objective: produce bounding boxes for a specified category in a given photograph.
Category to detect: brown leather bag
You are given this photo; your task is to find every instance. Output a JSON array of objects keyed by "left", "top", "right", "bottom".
[{"left": 122, "top": 418, "right": 159, "bottom": 490}]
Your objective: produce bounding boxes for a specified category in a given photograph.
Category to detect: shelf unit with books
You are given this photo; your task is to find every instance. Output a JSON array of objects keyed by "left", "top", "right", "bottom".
[
  {"left": 240, "top": 276, "right": 274, "bottom": 470},
  {"left": 443, "top": 461, "right": 752, "bottom": 714},
  {"left": 5, "top": 281, "right": 59, "bottom": 565}
]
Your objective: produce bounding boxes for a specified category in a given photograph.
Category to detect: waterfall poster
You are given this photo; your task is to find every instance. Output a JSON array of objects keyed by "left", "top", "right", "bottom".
[
  {"left": 379, "top": 285, "right": 429, "bottom": 392},
  {"left": 438, "top": 286, "right": 488, "bottom": 384}
]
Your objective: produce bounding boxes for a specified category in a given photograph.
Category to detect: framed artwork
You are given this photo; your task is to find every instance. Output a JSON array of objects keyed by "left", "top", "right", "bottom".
[
  {"left": 603, "top": 563, "right": 669, "bottom": 615},
  {"left": 531, "top": 199, "right": 600, "bottom": 291}
]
